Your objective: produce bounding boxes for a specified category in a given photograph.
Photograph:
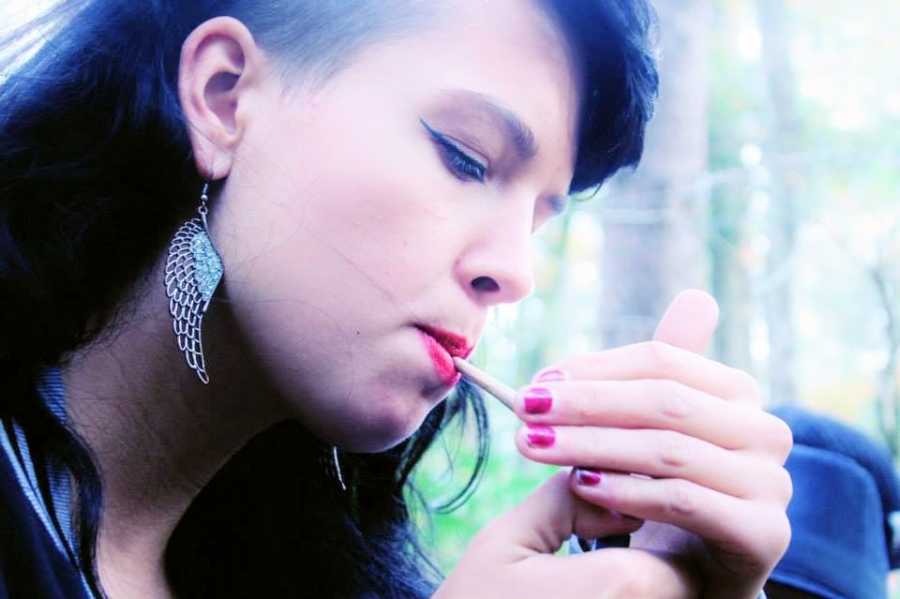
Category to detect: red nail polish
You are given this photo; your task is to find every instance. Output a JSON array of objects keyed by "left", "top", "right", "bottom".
[
  {"left": 576, "top": 469, "right": 602, "bottom": 486},
  {"left": 522, "top": 387, "right": 552, "bottom": 414},
  {"left": 532, "top": 368, "right": 567, "bottom": 383},
  {"left": 525, "top": 424, "right": 555, "bottom": 448}
]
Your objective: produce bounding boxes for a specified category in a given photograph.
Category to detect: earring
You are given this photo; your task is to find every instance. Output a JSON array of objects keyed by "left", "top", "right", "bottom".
[
  {"left": 319, "top": 445, "right": 348, "bottom": 492},
  {"left": 164, "top": 182, "right": 224, "bottom": 384}
]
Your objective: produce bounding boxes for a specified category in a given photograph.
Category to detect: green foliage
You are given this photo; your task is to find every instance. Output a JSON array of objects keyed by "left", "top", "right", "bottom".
[{"left": 410, "top": 398, "right": 559, "bottom": 574}]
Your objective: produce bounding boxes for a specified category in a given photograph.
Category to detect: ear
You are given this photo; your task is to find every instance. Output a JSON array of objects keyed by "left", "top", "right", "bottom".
[{"left": 178, "top": 17, "right": 264, "bottom": 181}]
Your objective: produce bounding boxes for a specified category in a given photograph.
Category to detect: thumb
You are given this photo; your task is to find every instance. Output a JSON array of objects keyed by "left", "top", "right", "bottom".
[
  {"left": 450, "top": 471, "right": 695, "bottom": 598},
  {"left": 652, "top": 289, "right": 719, "bottom": 354},
  {"left": 473, "top": 471, "right": 641, "bottom": 558}
]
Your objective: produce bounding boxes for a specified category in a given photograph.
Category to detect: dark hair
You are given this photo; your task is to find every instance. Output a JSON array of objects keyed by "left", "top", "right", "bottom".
[{"left": 0, "top": 1, "right": 658, "bottom": 597}]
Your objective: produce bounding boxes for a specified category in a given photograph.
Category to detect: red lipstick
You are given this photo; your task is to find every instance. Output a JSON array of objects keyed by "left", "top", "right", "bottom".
[
  {"left": 417, "top": 325, "right": 472, "bottom": 359},
  {"left": 416, "top": 325, "right": 472, "bottom": 386}
]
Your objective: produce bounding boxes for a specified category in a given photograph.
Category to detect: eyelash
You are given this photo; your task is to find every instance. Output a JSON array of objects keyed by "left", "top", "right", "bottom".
[
  {"left": 420, "top": 120, "right": 487, "bottom": 183},
  {"left": 418, "top": 119, "right": 568, "bottom": 220}
]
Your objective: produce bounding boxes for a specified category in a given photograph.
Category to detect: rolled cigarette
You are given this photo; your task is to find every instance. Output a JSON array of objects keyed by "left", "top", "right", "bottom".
[
  {"left": 452, "top": 357, "right": 517, "bottom": 412},
  {"left": 454, "top": 356, "right": 634, "bottom": 550}
]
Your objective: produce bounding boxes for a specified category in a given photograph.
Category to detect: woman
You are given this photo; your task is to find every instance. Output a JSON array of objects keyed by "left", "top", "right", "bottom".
[{"left": 0, "top": 1, "right": 792, "bottom": 597}]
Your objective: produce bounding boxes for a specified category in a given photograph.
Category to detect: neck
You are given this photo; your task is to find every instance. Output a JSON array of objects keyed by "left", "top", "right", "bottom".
[{"left": 61, "top": 253, "right": 286, "bottom": 585}]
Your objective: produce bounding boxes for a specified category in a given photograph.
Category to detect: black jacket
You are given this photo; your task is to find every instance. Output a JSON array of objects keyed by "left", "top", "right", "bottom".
[{"left": 0, "top": 430, "right": 89, "bottom": 598}]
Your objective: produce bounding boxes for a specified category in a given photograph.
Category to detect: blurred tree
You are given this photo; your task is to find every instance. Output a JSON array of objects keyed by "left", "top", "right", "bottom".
[
  {"left": 599, "top": 0, "right": 713, "bottom": 347},
  {"left": 869, "top": 246, "right": 900, "bottom": 456},
  {"left": 829, "top": 224, "right": 900, "bottom": 457},
  {"left": 757, "top": 0, "right": 802, "bottom": 403},
  {"left": 513, "top": 209, "right": 574, "bottom": 384},
  {"left": 710, "top": 184, "right": 753, "bottom": 370},
  {"left": 707, "top": 1, "right": 766, "bottom": 373}
]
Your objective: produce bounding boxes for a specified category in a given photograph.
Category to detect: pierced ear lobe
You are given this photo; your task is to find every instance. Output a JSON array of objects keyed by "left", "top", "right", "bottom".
[{"left": 178, "top": 17, "right": 259, "bottom": 181}]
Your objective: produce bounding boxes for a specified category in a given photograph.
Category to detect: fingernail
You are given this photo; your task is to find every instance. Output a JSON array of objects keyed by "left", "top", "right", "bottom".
[
  {"left": 522, "top": 386, "right": 553, "bottom": 414},
  {"left": 576, "top": 469, "right": 602, "bottom": 486},
  {"left": 532, "top": 368, "right": 568, "bottom": 383},
  {"left": 525, "top": 424, "right": 555, "bottom": 448}
]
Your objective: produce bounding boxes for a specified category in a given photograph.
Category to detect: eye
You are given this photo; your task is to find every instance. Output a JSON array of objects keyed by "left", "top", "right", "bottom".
[{"left": 420, "top": 119, "right": 488, "bottom": 183}]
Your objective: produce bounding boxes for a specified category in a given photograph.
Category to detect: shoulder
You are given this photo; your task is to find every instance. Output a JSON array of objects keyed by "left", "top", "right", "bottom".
[{"left": 0, "top": 424, "right": 90, "bottom": 598}]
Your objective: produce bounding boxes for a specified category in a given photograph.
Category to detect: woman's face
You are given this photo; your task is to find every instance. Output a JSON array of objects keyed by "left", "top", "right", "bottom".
[{"left": 206, "top": 0, "right": 580, "bottom": 452}]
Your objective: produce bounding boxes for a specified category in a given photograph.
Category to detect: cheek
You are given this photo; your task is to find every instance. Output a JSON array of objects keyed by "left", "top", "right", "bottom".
[
  {"left": 298, "top": 181, "right": 438, "bottom": 301},
  {"left": 278, "top": 129, "right": 458, "bottom": 296},
  {"left": 231, "top": 75, "right": 469, "bottom": 297},
  {"left": 218, "top": 121, "right": 465, "bottom": 372}
]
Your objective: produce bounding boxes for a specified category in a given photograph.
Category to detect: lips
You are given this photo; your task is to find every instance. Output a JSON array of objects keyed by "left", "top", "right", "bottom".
[
  {"left": 416, "top": 324, "right": 473, "bottom": 359},
  {"left": 416, "top": 324, "right": 473, "bottom": 386}
]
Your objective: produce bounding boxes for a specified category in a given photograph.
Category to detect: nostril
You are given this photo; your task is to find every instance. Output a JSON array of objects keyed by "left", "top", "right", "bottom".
[{"left": 471, "top": 276, "right": 500, "bottom": 293}]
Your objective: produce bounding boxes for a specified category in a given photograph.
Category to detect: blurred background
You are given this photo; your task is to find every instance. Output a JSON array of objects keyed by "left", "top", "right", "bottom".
[
  {"left": 4, "top": 0, "right": 900, "bottom": 594},
  {"left": 407, "top": 0, "right": 900, "bottom": 593}
]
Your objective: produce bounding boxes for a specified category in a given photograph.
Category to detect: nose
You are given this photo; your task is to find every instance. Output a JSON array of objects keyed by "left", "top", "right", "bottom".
[{"left": 456, "top": 212, "right": 535, "bottom": 306}]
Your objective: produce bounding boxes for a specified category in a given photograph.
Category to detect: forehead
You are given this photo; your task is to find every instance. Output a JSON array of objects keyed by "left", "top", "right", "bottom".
[
  {"left": 303, "top": 0, "right": 582, "bottom": 178},
  {"left": 422, "top": 0, "right": 582, "bottom": 161}
]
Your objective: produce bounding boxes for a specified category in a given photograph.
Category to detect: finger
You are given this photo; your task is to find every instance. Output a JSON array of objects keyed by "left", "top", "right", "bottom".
[
  {"left": 538, "top": 341, "right": 759, "bottom": 403},
  {"left": 513, "top": 379, "right": 791, "bottom": 459},
  {"left": 568, "top": 470, "right": 792, "bottom": 574},
  {"left": 515, "top": 424, "right": 792, "bottom": 501},
  {"left": 474, "top": 470, "right": 643, "bottom": 560},
  {"left": 532, "top": 290, "right": 756, "bottom": 403},
  {"left": 653, "top": 289, "right": 720, "bottom": 354}
]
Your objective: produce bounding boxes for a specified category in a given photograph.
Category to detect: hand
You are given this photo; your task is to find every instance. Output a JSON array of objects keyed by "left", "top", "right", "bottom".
[
  {"left": 513, "top": 290, "right": 793, "bottom": 599},
  {"left": 433, "top": 469, "right": 699, "bottom": 599}
]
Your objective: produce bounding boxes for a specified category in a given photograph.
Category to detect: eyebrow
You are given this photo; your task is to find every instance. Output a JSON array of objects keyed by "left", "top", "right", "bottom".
[{"left": 438, "top": 88, "right": 539, "bottom": 161}]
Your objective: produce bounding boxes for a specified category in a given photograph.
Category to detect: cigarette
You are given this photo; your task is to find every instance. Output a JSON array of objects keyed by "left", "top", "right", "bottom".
[
  {"left": 452, "top": 357, "right": 517, "bottom": 412},
  {"left": 454, "top": 357, "right": 634, "bottom": 549}
]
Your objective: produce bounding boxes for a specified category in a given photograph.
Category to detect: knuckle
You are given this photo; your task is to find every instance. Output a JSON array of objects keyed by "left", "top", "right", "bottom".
[
  {"left": 594, "top": 555, "right": 654, "bottom": 598},
  {"left": 737, "top": 509, "right": 792, "bottom": 572},
  {"left": 574, "top": 383, "right": 601, "bottom": 421},
  {"left": 775, "top": 465, "right": 794, "bottom": 505},
  {"left": 655, "top": 430, "right": 690, "bottom": 472},
  {"left": 663, "top": 479, "right": 698, "bottom": 519},
  {"left": 763, "top": 509, "right": 793, "bottom": 558},
  {"left": 766, "top": 415, "right": 794, "bottom": 461},
  {"left": 655, "top": 380, "right": 693, "bottom": 422},
  {"left": 643, "top": 340, "right": 679, "bottom": 374}
]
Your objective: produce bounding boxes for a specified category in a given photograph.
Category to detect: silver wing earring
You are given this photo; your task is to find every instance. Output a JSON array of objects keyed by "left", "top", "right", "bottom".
[{"left": 164, "top": 182, "right": 224, "bottom": 384}]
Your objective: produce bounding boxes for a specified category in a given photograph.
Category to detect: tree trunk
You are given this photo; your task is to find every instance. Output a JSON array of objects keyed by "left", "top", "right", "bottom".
[
  {"left": 758, "top": 0, "right": 800, "bottom": 404},
  {"left": 869, "top": 261, "right": 900, "bottom": 457},
  {"left": 599, "top": 0, "right": 713, "bottom": 348},
  {"left": 710, "top": 186, "right": 753, "bottom": 371}
]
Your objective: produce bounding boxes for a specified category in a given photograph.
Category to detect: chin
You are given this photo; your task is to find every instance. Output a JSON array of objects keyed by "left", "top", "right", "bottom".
[{"left": 338, "top": 396, "right": 436, "bottom": 454}]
